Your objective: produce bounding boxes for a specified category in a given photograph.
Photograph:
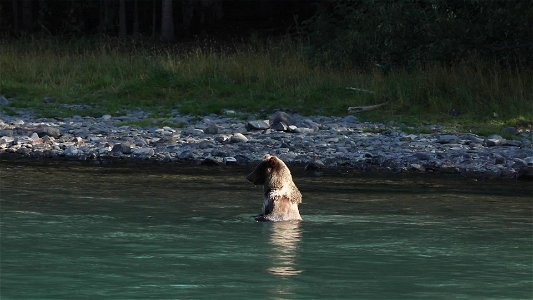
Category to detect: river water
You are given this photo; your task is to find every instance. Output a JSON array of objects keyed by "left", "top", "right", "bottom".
[{"left": 0, "top": 161, "right": 531, "bottom": 299}]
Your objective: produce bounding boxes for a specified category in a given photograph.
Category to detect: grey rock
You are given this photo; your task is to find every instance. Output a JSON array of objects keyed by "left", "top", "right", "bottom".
[
  {"left": 214, "top": 135, "right": 230, "bottom": 143},
  {"left": 30, "top": 132, "right": 40, "bottom": 140},
  {"left": 299, "top": 119, "right": 320, "bottom": 131},
  {"left": 342, "top": 115, "right": 358, "bottom": 124},
  {"left": 437, "top": 134, "right": 459, "bottom": 144},
  {"left": 211, "top": 149, "right": 227, "bottom": 157},
  {"left": 0, "top": 129, "right": 13, "bottom": 137},
  {"left": 502, "top": 140, "right": 521, "bottom": 147},
  {"left": 181, "top": 129, "right": 204, "bottom": 137},
  {"left": 230, "top": 133, "right": 248, "bottom": 143},
  {"left": 36, "top": 126, "right": 61, "bottom": 138},
  {"left": 72, "top": 137, "right": 84, "bottom": 144},
  {"left": 43, "top": 96, "right": 56, "bottom": 103},
  {"left": 111, "top": 142, "right": 132, "bottom": 154},
  {"left": 64, "top": 146, "right": 79, "bottom": 156},
  {"left": 16, "top": 147, "right": 31, "bottom": 155},
  {"left": 133, "top": 147, "right": 155, "bottom": 158},
  {"left": 101, "top": 114, "right": 112, "bottom": 121},
  {"left": 269, "top": 111, "right": 293, "bottom": 126},
  {"left": 0, "top": 96, "right": 9, "bottom": 106},
  {"left": 15, "top": 136, "right": 32, "bottom": 144},
  {"left": 223, "top": 156, "right": 237, "bottom": 165},
  {"left": 410, "top": 163, "right": 426, "bottom": 172},
  {"left": 271, "top": 121, "right": 288, "bottom": 131},
  {"left": 198, "top": 140, "right": 214, "bottom": 149},
  {"left": 494, "top": 155, "right": 505, "bottom": 165},
  {"left": 0, "top": 136, "right": 14, "bottom": 145},
  {"left": 517, "top": 166, "right": 533, "bottom": 180},
  {"left": 13, "top": 119, "right": 24, "bottom": 126},
  {"left": 485, "top": 135, "right": 505, "bottom": 147},
  {"left": 501, "top": 127, "right": 518, "bottom": 136},
  {"left": 204, "top": 123, "right": 220, "bottom": 134},
  {"left": 42, "top": 135, "right": 55, "bottom": 144},
  {"left": 294, "top": 127, "right": 314, "bottom": 134},
  {"left": 178, "top": 150, "right": 194, "bottom": 160},
  {"left": 201, "top": 157, "right": 221, "bottom": 166},
  {"left": 246, "top": 120, "right": 270, "bottom": 131}
]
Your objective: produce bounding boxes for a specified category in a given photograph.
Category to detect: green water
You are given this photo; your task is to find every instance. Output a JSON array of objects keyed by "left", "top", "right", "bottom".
[{"left": 0, "top": 161, "right": 531, "bottom": 299}]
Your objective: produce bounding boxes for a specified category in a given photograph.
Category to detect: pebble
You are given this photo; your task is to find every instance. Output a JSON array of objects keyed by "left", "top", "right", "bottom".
[{"left": 0, "top": 110, "right": 531, "bottom": 179}]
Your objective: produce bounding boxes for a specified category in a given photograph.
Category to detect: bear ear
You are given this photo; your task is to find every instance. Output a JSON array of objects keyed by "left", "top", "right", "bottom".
[{"left": 268, "top": 156, "right": 278, "bottom": 168}]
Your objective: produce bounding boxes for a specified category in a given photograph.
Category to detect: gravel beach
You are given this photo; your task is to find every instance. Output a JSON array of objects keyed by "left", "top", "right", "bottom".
[{"left": 1, "top": 109, "right": 531, "bottom": 180}]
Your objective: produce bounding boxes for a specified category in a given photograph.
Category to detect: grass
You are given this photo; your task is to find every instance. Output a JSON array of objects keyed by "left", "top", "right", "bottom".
[{"left": 0, "top": 37, "right": 531, "bottom": 133}]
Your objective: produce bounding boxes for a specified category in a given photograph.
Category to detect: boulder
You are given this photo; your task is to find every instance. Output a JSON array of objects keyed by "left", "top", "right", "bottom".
[
  {"left": 269, "top": 111, "right": 293, "bottom": 126},
  {"left": 230, "top": 133, "right": 248, "bottom": 143},
  {"left": 246, "top": 120, "right": 270, "bottom": 131},
  {"left": 204, "top": 123, "right": 220, "bottom": 134},
  {"left": 133, "top": 147, "right": 155, "bottom": 158},
  {"left": 437, "top": 134, "right": 459, "bottom": 144},
  {"left": 0, "top": 96, "right": 9, "bottom": 106},
  {"left": 111, "top": 142, "right": 133, "bottom": 154},
  {"left": 36, "top": 126, "right": 61, "bottom": 138},
  {"left": 271, "top": 121, "right": 288, "bottom": 131}
]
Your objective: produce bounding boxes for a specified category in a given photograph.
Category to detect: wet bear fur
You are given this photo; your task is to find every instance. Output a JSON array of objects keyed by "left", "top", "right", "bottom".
[{"left": 246, "top": 155, "right": 302, "bottom": 222}]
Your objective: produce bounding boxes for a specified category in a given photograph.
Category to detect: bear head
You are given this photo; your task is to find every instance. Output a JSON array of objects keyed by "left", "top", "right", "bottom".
[{"left": 246, "top": 155, "right": 292, "bottom": 189}]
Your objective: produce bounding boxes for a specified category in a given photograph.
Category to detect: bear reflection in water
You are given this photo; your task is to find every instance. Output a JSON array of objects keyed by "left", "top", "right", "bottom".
[
  {"left": 268, "top": 221, "right": 303, "bottom": 277},
  {"left": 246, "top": 155, "right": 303, "bottom": 222}
]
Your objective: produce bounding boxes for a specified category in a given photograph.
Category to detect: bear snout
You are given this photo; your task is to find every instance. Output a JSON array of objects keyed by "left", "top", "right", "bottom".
[{"left": 246, "top": 172, "right": 258, "bottom": 184}]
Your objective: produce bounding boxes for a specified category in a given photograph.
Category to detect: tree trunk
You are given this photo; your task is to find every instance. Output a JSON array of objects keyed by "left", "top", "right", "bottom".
[
  {"left": 160, "top": 0, "right": 175, "bottom": 42},
  {"left": 37, "top": 0, "right": 49, "bottom": 34},
  {"left": 119, "top": 0, "right": 127, "bottom": 37},
  {"left": 99, "top": 0, "right": 112, "bottom": 34},
  {"left": 133, "top": 0, "right": 140, "bottom": 36},
  {"left": 12, "top": 0, "right": 19, "bottom": 33},
  {"left": 22, "top": 0, "right": 33, "bottom": 32},
  {"left": 152, "top": 0, "right": 157, "bottom": 38}
]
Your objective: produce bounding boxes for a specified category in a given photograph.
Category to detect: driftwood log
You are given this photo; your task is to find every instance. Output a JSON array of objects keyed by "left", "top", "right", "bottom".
[
  {"left": 347, "top": 102, "right": 388, "bottom": 113},
  {"left": 345, "top": 87, "right": 375, "bottom": 94},
  {"left": 346, "top": 87, "right": 389, "bottom": 113}
]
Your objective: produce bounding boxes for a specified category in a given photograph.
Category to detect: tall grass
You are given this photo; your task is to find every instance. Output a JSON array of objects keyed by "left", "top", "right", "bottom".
[{"left": 0, "top": 37, "right": 531, "bottom": 127}]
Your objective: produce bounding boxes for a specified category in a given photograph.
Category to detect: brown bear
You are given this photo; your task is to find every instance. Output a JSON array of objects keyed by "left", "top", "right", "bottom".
[{"left": 246, "top": 155, "right": 302, "bottom": 222}]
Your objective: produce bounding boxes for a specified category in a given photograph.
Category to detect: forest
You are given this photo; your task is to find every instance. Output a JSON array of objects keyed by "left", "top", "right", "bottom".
[
  {"left": 0, "top": 0, "right": 532, "bottom": 129},
  {"left": 2, "top": 0, "right": 531, "bottom": 66}
]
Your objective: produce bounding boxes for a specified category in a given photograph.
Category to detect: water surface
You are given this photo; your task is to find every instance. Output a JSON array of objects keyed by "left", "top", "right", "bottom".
[{"left": 1, "top": 161, "right": 531, "bottom": 299}]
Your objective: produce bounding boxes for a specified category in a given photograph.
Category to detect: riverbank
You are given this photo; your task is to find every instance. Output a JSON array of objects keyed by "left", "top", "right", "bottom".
[
  {"left": 1, "top": 109, "right": 531, "bottom": 180},
  {"left": 2, "top": 38, "right": 532, "bottom": 125}
]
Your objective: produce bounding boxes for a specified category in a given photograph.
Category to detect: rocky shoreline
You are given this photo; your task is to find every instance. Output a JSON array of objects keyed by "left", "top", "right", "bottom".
[{"left": 1, "top": 109, "right": 532, "bottom": 180}]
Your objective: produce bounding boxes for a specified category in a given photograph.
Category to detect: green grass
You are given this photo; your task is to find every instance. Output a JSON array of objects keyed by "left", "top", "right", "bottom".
[{"left": 0, "top": 37, "right": 531, "bottom": 131}]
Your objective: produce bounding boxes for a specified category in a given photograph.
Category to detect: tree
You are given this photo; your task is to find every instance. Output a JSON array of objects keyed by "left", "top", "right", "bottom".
[
  {"left": 133, "top": 0, "right": 140, "bottom": 36},
  {"left": 21, "top": 0, "right": 32, "bottom": 32},
  {"left": 119, "top": 0, "right": 127, "bottom": 37},
  {"left": 160, "top": 0, "right": 175, "bottom": 42},
  {"left": 12, "top": 0, "right": 19, "bottom": 33}
]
